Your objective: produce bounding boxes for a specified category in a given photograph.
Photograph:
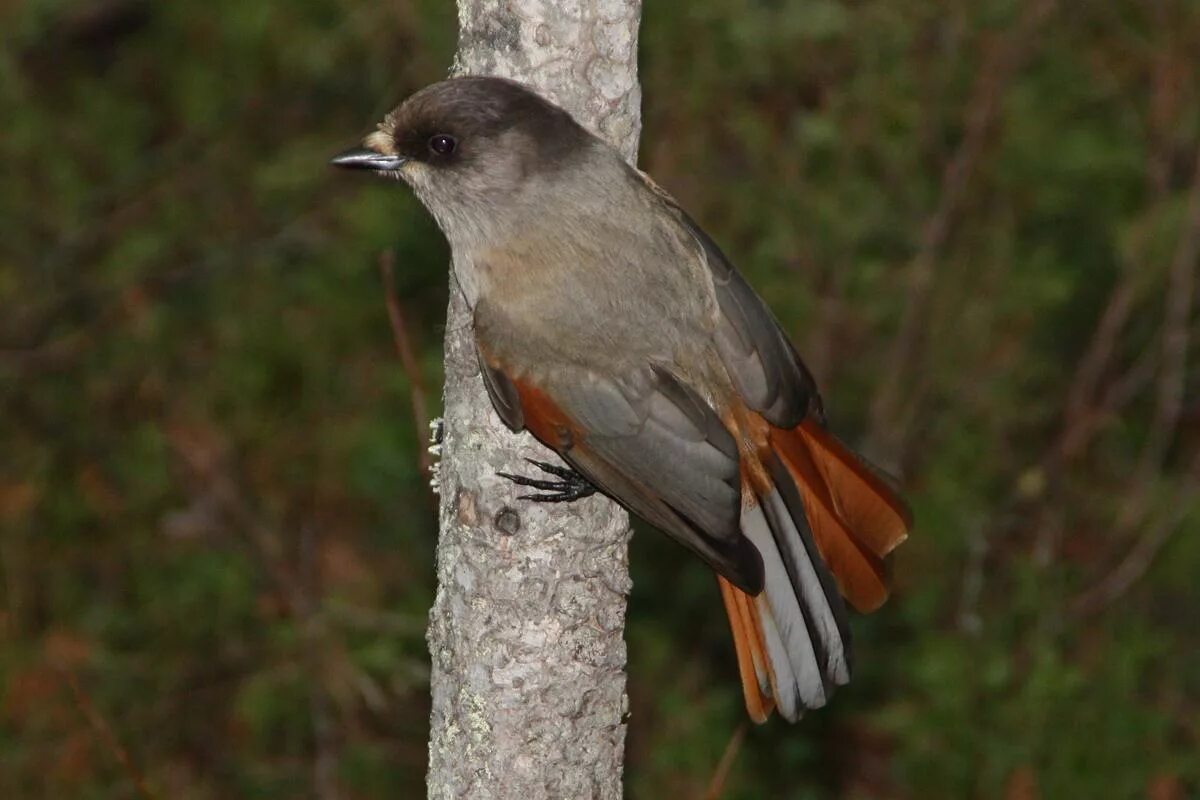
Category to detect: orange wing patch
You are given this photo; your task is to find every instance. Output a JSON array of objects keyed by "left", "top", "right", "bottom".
[{"left": 508, "top": 376, "right": 580, "bottom": 451}]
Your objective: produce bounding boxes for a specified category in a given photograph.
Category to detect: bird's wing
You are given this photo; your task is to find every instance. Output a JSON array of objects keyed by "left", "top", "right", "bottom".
[
  {"left": 478, "top": 346, "right": 764, "bottom": 594},
  {"left": 629, "top": 170, "right": 918, "bottom": 722},
  {"left": 633, "top": 169, "right": 822, "bottom": 428},
  {"left": 635, "top": 168, "right": 912, "bottom": 558}
]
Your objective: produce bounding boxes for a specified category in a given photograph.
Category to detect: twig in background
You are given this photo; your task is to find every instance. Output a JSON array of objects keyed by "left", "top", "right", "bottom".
[
  {"left": 702, "top": 721, "right": 749, "bottom": 800},
  {"left": 1055, "top": 281, "right": 1138, "bottom": 464},
  {"left": 1135, "top": 148, "right": 1200, "bottom": 478},
  {"left": 379, "top": 249, "right": 433, "bottom": 478},
  {"left": 866, "top": 0, "right": 1058, "bottom": 468},
  {"left": 1088, "top": 145, "right": 1200, "bottom": 569},
  {"left": 299, "top": 521, "right": 342, "bottom": 800},
  {"left": 957, "top": 524, "right": 990, "bottom": 635},
  {"left": 55, "top": 665, "right": 157, "bottom": 800},
  {"left": 1070, "top": 451, "right": 1200, "bottom": 618},
  {"left": 166, "top": 427, "right": 305, "bottom": 616},
  {"left": 804, "top": 251, "right": 849, "bottom": 392},
  {"left": 1061, "top": 134, "right": 1200, "bottom": 615},
  {"left": 1091, "top": 140, "right": 1200, "bottom": 537},
  {"left": 1028, "top": 35, "right": 1192, "bottom": 568}
]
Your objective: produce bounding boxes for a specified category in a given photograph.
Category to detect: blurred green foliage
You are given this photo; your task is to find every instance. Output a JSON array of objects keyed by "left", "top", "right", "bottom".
[{"left": 2, "top": 0, "right": 1199, "bottom": 797}]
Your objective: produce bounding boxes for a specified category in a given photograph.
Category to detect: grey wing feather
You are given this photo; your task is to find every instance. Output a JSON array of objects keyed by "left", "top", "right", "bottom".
[
  {"left": 634, "top": 168, "right": 822, "bottom": 427},
  {"left": 553, "top": 365, "right": 764, "bottom": 594},
  {"left": 689, "top": 216, "right": 820, "bottom": 427}
]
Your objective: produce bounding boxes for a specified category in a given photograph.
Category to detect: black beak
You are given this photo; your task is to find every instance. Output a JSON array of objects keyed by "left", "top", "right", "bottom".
[{"left": 330, "top": 147, "right": 408, "bottom": 171}]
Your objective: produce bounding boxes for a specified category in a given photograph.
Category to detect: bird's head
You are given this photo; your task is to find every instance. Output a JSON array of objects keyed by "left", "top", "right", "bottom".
[{"left": 332, "top": 76, "right": 592, "bottom": 238}]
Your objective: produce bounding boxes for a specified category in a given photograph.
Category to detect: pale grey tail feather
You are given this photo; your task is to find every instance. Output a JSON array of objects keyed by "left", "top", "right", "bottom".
[
  {"left": 739, "top": 478, "right": 852, "bottom": 721},
  {"left": 761, "top": 480, "right": 852, "bottom": 684},
  {"left": 740, "top": 504, "right": 811, "bottom": 717}
]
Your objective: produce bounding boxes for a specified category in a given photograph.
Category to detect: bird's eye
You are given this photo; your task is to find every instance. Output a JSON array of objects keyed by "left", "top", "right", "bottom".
[{"left": 429, "top": 134, "right": 457, "bottom": 155}]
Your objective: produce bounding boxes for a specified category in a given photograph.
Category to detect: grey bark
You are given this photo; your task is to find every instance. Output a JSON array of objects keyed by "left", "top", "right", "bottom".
[{"left": 426, "top": 2, "right": 642, "bottom": 798}]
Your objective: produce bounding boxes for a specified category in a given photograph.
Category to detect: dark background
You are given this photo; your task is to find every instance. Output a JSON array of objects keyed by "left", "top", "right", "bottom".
[{"left": 3, "top": 0, "right": 1199, "bottom": 797}]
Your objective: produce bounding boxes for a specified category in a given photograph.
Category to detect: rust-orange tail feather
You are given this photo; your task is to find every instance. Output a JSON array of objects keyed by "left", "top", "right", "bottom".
[
  {"left": 720, "top": 413, "right": 912, "bottom": 722},
  {"left": 769, "top": 419, "right": 910, "bottom": 612},
  {"left": 717, "top": 576, "right": 775, "bottom": 724}
]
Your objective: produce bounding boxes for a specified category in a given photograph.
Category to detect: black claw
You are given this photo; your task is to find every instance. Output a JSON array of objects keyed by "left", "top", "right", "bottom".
[
  {"left": 494, "top": 473, "right": 562, "bottom": 492},
  {"left": 524, "top": 459, "right": 577, "bottom": 479},
  {"left": 497, "top": 459, "right": 598, "bottom": 503}
]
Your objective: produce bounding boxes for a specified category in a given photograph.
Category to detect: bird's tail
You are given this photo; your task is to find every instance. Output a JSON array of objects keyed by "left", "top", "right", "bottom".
[{"left": 718, "top": 418, "right": 911, "bottom": 722}]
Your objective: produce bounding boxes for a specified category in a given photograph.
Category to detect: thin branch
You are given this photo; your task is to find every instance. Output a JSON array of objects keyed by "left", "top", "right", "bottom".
[
  {"left": 55, "top": 666, "right": 157, "bottom": 800},
  {"left": 2, "top": 203, "right": 330, "bottom": 378},
  {"left": 1137, "top": 148, "right": 1200, "bottom": 474},
  {"left": 1051, "top": 15, "right": 1186, "bottom": 459},
  {"left": 379, "top": 249, "right": 433, "bottom": 477},
  {"left": 702, "top": 721, "right": 749, "bottom": 800},
  {"left": 167, "top": 426, "right": 308, "bottom": 622},
  {"left": 804, "top": 261, "right": 847, "bottom": 389},
  {"left": 1054, "top": 281, "right": 1138, "bottom": 463},
  {"left": 1026, "top": 28, "right": 1190, "bottom": 566},
  {"left": 1069, "top": 131, "right": 1200, "bottom": 612},
  {"left": 1101, "top": 345, "right": 1160, "bottom": 414},
  {"left": 322, "top": 600, "right": 425, "bottom": 635},
  {"left": 1101, "top": 151, "right": 1200, "bottom": 536},
  {"left": 1054, "top": 340, "right": 1159, "bottom": 467},
  {"left": 300, "top": 522, "right": 341, "bottom": 800},
  {"left": 1069, "top": 451, "right": 1200, "bottom": 619},
  {"left": 1041, "top": 37, "right": 1180, "bottom": 465},
  {"left": 957, "top": 524, "right": 990, "bottom": 635},
  {"left": 866, "top": 0, "right": 1057, "bottom": 466},
  {"left": 1145, "top": 0, "right": 1179, "bottom": 199},
  {"left": 168, "top": 431, "right": 352, "bottom": 797}
]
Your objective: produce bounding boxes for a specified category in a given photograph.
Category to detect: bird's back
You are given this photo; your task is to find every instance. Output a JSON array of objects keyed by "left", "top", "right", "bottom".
[{"left": 472, "top": 148, "right": 724, "bottom": 385}]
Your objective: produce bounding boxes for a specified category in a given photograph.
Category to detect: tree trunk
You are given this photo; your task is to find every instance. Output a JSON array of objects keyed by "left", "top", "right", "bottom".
[{"left": 426, "top": 2, "right": 642, "bottom": 798}]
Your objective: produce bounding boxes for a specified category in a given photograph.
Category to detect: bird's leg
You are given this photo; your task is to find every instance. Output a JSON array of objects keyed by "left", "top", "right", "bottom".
[{"left": 497, "top": 458, "right": 598, "bottom": 503}]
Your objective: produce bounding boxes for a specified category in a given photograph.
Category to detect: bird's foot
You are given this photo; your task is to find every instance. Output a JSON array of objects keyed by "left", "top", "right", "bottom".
[{"left": 497, "top": 459, "right": 598, "bottom": 503}]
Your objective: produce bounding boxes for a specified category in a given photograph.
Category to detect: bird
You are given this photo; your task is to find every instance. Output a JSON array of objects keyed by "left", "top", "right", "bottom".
[{"left": 332, "top": 76, "right": 912, "bottom": 722}]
